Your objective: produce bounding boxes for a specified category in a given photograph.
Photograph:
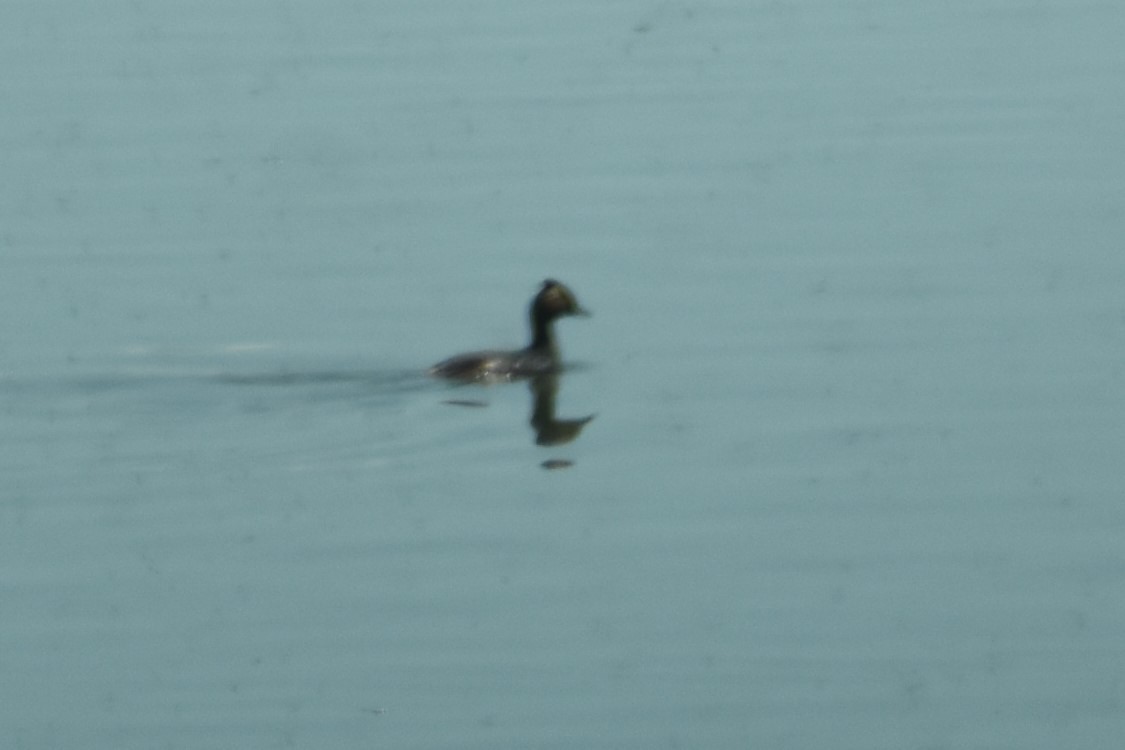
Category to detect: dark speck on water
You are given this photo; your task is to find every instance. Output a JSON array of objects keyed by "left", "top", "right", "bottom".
[{"left": 442, "top": 399, "right": 489, "bottom": 408}]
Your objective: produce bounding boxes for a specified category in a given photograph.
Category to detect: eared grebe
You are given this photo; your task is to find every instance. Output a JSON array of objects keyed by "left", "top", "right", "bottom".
[{"left": 429, "top": 279, "right": 589, "bottom": 382}]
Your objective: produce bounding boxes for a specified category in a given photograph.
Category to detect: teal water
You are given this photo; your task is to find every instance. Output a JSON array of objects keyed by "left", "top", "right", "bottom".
[{"left": 3, "top": 1, "right": 1125, "bottom": 748}]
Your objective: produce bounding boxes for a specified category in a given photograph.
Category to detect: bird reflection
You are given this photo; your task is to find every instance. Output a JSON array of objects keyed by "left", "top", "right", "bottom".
[
  {"left": 439, "top": 372, "right": 594, "bottom": 467},
  {"left": 528, "top": 374, "right": 594, "bottom": 446}
]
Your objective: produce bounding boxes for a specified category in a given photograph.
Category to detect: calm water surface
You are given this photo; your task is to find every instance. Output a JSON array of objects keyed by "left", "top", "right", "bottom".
[{"left": 3, "top": 1, "right": 1125, "bottom": 748}]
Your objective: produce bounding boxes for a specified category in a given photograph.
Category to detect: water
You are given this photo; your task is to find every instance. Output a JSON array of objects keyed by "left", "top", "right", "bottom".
[{"left": 3, "top": 1, "right": 1125, "bottom": 748}]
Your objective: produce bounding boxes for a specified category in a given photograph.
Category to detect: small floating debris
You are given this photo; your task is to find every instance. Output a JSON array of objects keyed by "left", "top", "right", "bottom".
[
  {"left": 441, "top": 399, "right": 488, "bottom": 408},
  {"left": 540, "top": 459, "right": 574, "bottom": 470}
]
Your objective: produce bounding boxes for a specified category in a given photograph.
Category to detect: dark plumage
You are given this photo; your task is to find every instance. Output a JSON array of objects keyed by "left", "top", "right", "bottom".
[{"left": 429, "top": 279, "right": 589, "bottom": 382}]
